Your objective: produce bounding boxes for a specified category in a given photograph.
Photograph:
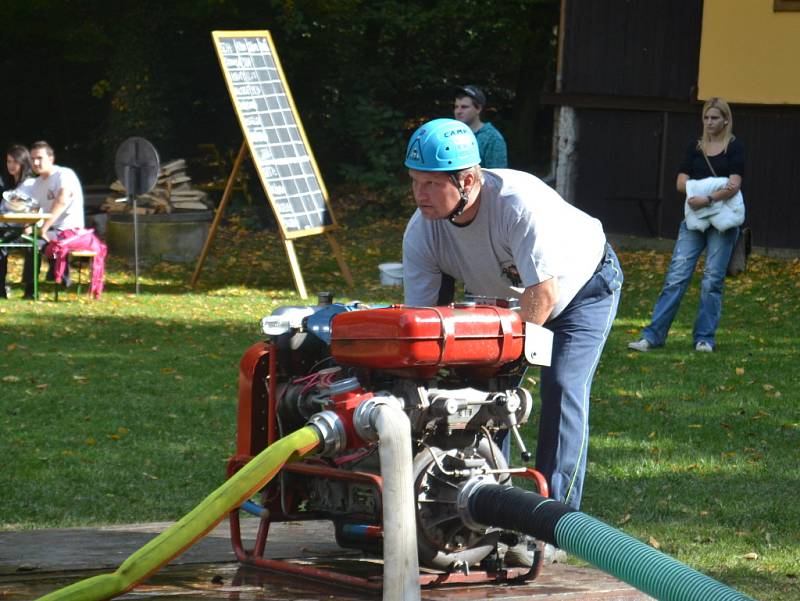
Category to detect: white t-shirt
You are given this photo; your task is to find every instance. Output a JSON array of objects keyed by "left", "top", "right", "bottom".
[
  {"left": 402, "top": 169, "right": 606, "bottom": 320},
  {"left": 15, "top": 177, "right": 37, "bottom": 195},
  {"left": 30, "top": 165, "right": 85, "bottom": 231}
]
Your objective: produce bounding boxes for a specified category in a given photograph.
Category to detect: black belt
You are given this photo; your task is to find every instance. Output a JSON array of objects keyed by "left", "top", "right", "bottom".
[{"left": 593, "top": 243, "right": 610, "bottom": 275}]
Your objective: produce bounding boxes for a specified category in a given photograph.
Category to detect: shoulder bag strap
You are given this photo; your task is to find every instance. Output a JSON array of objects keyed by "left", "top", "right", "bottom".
[{"left": 701, "top": 148, "right": 718, "bottom": 177}]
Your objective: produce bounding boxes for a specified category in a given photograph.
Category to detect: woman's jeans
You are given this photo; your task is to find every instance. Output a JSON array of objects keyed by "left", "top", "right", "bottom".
[{"left": 643, "top": 221, "right": 738, "bottom": 349}]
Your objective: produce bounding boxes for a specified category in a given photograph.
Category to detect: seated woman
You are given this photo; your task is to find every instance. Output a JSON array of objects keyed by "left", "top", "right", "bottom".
[{"left": 0, "top": 145, "right": 36, "bottom": 299}]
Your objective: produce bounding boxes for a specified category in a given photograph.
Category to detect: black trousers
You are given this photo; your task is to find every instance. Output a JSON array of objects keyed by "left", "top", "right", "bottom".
[{"left": 19, "top": 235, "right": 70, "bottom": 296}]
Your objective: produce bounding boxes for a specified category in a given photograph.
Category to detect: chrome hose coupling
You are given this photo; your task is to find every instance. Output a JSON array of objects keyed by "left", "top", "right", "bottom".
[
  {"left": 306, "top": 410, "right": 347, "bottom": 456},
  {"left": 456, "top": 475, "right": 494, "bottom": 532},
  {"left": 353, "top": 393, "right": 404, "bottom": 442}
]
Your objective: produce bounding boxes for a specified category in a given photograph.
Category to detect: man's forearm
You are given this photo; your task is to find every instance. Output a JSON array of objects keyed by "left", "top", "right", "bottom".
[{"left": 519, "top": 278, "right": 558, "bottom": 325}]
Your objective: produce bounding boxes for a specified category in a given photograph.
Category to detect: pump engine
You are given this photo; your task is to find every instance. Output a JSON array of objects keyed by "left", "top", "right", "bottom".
[{"left": 229, "top": 296, "right": 551, "bottom": 575}]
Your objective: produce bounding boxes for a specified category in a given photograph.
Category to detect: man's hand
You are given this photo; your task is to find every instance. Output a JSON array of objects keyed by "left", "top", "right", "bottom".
[{"left": 519, "top": 278, "right": 559, "bottom": 325}]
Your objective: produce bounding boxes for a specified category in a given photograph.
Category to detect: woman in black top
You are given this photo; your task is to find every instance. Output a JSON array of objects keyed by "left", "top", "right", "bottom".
[
  {"left": 1, "top": 145, "right": 33, "bottom": 194},
  {"left": 1, "top": 145, "right": 35, "bottom": 298},
  {"left": 629, "top": 97, "right": 744, "bottom": 352}
]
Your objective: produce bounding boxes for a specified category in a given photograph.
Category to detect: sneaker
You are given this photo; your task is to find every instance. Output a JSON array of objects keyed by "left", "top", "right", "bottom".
[
  {"left": 501, "top": 537, "right": 535, "bottom": 567},
  {"left": 628, "top": 339, "right": 652, "bottom": 352},
  {"left": 543, "top": 543, "right": 568, "bottom": 564},
  {"left": 502, "top": 539, "right": 567, "bottom": 567},
  {"left": 695, "top": 341, "right": 713, "bottom": 352}
]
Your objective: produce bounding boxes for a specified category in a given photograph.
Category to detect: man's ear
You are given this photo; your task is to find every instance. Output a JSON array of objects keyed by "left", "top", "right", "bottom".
[{"left": 462, "top": 170, "right": 477, "bottom": 192}]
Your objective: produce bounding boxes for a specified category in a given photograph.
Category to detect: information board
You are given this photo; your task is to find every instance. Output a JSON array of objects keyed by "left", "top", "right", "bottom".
[{"left": 212, "top": 30, "right": 336, "bottom": 239}]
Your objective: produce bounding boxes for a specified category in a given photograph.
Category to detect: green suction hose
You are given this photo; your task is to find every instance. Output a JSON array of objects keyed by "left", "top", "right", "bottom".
[
  {"left": 36, "top": 426, "right": 321, "bottom": 601},
  {"left": 465, "top": 483, "right": 756, "bottom": 601}
]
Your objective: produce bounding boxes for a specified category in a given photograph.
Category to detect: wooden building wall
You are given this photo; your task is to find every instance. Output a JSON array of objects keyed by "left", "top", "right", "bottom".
[
  {"left": 570, "top": 108, "right": 800, "bottom": 250},
  {"left": 560, "top": 0, "right": 702, "bottom": 100},
  {"left": 550, "top": 0, "right": 800, "bottom": 250}
]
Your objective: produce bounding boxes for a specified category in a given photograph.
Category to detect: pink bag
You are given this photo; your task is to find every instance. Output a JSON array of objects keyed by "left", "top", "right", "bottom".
[{"left": 44, "top": 228, "right": 108, "bottom": 299}]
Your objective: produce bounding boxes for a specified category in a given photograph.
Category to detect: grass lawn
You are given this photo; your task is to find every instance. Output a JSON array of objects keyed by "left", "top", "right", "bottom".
[{"left": 1, "top": 209, "right": 798, "bottom": 600}]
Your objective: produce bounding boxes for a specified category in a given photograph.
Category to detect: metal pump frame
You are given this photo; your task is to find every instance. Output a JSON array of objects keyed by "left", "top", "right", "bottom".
[{"left": 227, "top": 338, "right": 551, "bottom": 591}]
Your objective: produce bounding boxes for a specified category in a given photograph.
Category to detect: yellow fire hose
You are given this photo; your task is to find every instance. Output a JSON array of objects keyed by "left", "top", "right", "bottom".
[{"left": 36, "top": 426, "right": 321, "bottom": 601}]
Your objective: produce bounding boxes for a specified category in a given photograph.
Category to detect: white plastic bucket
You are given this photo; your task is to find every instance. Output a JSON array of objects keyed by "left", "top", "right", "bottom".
[{"left": 379, "top": 262, "right": 404, "bottom": 286}]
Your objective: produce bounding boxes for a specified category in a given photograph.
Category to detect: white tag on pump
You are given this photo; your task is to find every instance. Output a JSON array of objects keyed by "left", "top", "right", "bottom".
[{"left": 524, "top": 322, "right": 553, "bottom": 367}]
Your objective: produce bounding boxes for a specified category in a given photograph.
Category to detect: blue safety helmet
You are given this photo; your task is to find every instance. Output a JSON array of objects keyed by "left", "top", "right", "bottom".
[{"left": 404, "top": 118, "right": 481, "bottom": 171}]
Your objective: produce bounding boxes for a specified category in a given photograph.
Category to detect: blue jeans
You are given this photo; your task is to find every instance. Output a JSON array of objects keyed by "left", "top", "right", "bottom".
[
  {"left": 534, "top": 244, "right": 623, "bottom": 510},
  {"left": 642, "top": 221, "right": 738, "bottom": 349}
]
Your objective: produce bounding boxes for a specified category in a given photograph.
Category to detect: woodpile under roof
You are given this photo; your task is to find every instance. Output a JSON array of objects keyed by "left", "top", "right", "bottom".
[{"left": 101, "top": 159, "right": 211, "bottom": 215}]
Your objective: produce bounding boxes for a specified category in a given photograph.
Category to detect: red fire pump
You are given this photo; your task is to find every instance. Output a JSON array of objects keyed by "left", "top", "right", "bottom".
[{"left": 228, "top": 297, "right": 551, "bottom": 589}]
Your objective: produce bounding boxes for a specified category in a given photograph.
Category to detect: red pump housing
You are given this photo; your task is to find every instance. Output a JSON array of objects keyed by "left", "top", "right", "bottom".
[{"left": 330, "top": 305, "right": 524, "bottom": 376}]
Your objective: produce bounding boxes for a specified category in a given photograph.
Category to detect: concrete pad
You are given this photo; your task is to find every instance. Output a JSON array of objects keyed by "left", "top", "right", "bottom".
[
  {"left": 0, "top": 518, "right": 653, "bottom": 600},
  {"left": 0, "top": 518, "right": 343, "bottom": 574}
]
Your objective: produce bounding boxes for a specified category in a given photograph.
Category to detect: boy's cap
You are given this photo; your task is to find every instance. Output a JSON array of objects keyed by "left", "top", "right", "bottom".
[{"left": 455, "top": 85, "right": 486, "bottom": 107}]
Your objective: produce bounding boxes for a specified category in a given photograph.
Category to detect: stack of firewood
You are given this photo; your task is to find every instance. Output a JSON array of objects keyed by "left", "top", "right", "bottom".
[{"left": 101, "top": 159, "right": 211, "bottom": 215}]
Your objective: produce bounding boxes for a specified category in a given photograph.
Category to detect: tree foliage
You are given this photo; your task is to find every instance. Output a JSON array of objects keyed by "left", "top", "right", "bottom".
[{"left": 0, "top": 0, "right": 558, "bottom": 197}]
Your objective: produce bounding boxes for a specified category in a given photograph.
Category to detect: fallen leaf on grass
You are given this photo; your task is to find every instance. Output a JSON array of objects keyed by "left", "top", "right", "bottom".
[
  {"left": 735, "top": 367, "right": 745, "bottom": 375},
  {"left": 742, "top": 552, "right": 759, "bottom": 560},
  {"left": 2, "top": 375, "right": 20, "bottom": 383},
  {"left": 649, "top": 536, "right": 661, "bottom": 549}
]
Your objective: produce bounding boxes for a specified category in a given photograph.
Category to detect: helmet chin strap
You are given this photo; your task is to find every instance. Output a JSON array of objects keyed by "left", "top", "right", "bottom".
[{"left": 447, "top": 174, "right": 470, "bottom": 223}]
